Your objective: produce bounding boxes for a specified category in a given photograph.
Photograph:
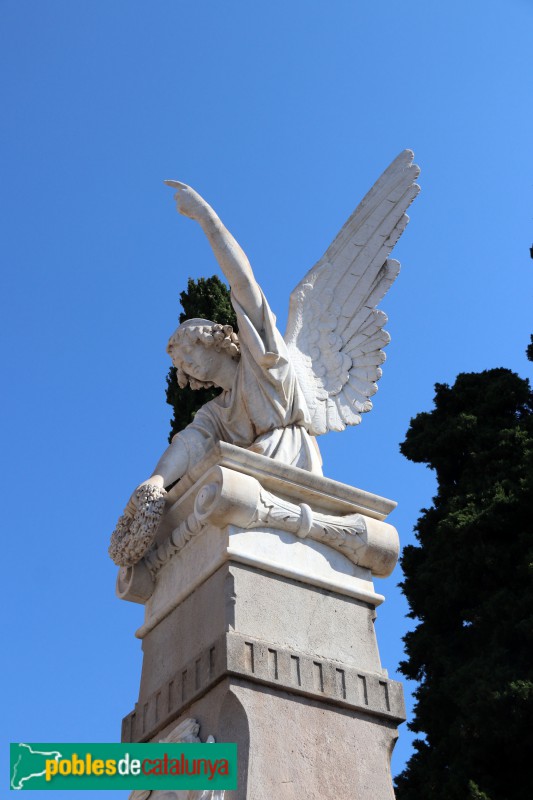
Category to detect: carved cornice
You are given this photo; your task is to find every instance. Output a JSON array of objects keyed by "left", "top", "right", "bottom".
[
  {"left": 117, "top": 463, "right": 399, "bottom": 606},
  {"left": 122, "top": 632, "right": 405, "bottom": 744}
]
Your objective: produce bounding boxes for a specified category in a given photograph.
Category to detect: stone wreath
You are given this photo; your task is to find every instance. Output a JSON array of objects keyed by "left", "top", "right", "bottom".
[{"left": 109, "top": 484, "right": 167, "bottom": 567}]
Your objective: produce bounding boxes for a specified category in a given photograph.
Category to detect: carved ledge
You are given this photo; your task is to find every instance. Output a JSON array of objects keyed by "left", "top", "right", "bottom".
[
  {"left": 117, "top": 444, "right": 399, "bottom": 617},
  {"left": 122, "top": 631, "right": 405, "bottom": 744},
  {"left": 163, "top": 442, "right": 397, "bottom": 524}
]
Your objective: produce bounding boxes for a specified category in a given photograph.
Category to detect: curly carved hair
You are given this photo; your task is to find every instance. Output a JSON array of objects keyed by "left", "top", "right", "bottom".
[{"left": 167, "top": 318, "right": 240, "bottom": 390}]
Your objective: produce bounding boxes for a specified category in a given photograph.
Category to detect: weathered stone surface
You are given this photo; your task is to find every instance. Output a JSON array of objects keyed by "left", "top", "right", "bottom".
[
  {"left": 123, "top": 627, "right": 404, "bottom": 745},
  {"left": 129, "top": 559, "right": 386, "bottom": 708},
  {"left": 146, "top": 681, "right": 399, "bottom": 800}
]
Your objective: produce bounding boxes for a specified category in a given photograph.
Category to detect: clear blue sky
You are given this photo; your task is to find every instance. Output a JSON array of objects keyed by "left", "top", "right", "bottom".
[{"left": 3, "top": 1, "right": 532, "bottom": 797}]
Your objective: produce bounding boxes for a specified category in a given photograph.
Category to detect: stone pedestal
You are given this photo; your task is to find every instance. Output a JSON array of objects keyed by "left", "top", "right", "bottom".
[{"left": 118, "top": 443, "right": 405, "bottom": 799}]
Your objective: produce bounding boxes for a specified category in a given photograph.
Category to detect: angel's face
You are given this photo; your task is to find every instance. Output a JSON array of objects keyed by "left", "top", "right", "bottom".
[
  {"left": 170, "top": 340, "right": 237, "bottom": 390},
  {"left": 174, "top": 341, "right": 214, "bottom": 382}
]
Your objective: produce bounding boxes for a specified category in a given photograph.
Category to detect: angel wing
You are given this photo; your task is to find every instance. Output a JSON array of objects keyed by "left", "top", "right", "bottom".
[{"left": 284, "top": 150, "right": 420, "bottom": 436}]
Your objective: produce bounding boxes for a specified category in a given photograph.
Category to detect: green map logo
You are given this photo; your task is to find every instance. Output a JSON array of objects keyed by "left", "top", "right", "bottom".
[{"left": 10, "top": 742, "right": 237, "bottom": 791}]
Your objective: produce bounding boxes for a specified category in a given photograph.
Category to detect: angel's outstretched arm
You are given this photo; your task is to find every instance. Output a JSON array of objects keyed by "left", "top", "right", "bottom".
[
  {"left": 165, "top": 181, "right": 264, "bottom": 330},
  {"left": 124, "top": 438, "right": 188, "bottom": 515}
]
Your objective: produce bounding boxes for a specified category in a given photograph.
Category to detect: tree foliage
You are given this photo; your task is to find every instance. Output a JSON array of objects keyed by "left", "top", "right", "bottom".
[
  {"left": 395, "top": 367, "right": 533, "bottom": 800},
  {"left": 165, "top": 276, "right": 237, "bottom": 441}
]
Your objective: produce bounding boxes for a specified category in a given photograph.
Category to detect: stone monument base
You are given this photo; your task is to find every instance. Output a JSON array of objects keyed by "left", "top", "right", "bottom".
[{"left": 118, "top": 444, "right": 404, "bottom": 799}]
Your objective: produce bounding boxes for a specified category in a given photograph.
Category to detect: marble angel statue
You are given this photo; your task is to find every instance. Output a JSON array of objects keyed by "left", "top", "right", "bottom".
[{"left": 111, "top": 151, "right": 419, "bottom": 564}]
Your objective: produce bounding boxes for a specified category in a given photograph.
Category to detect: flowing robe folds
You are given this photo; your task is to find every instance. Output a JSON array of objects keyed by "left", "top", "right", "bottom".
[{"left": 176, "top": 290, "right": 322, "bottom": 475}]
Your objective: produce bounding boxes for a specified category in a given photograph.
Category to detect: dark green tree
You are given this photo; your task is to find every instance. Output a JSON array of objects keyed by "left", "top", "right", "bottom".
[
  {"left": 165, "top": 276, "right": 237, "bottom": 441},
  {"left": 395, "top": 367, "right": 533, "bottom": 800}
]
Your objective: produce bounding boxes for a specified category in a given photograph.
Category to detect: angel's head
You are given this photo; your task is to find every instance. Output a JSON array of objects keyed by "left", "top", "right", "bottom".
[{"left": 167, "top": 318, "right": 240, "bottom": 390}]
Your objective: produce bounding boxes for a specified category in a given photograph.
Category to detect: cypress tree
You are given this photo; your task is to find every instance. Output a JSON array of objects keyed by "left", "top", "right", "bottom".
[
  {"left": 165, "top": 276, "right": 237, "bottom": 441},
  {"left": 395, "top": 363, "right": 533, "bottom": 800}
]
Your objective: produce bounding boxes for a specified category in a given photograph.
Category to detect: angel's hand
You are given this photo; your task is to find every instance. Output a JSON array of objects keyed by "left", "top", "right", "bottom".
[
  {"left": 124, "top": 476, "right": 165, "bottom": 517},
  {"left": 164, "top": 180, "right": 212, "bottom": 223}
]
